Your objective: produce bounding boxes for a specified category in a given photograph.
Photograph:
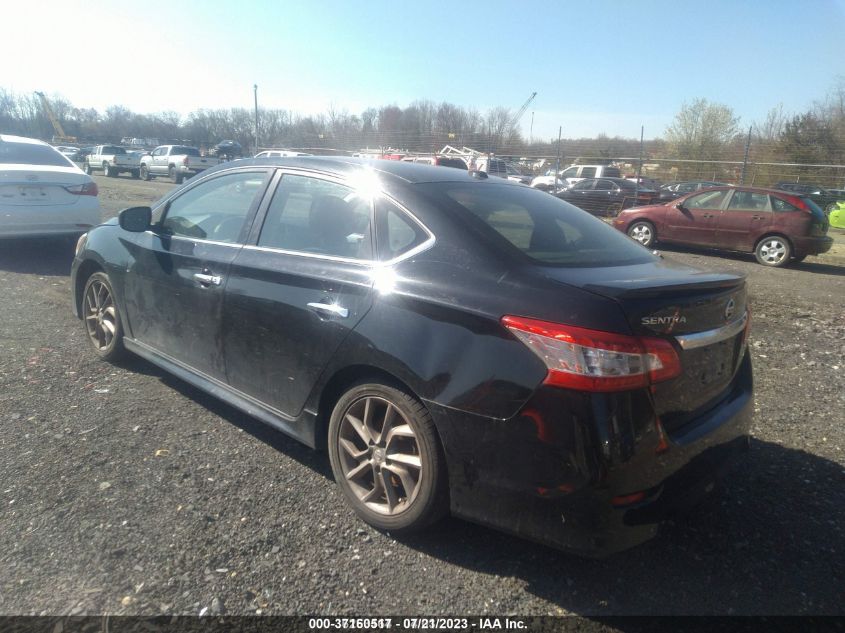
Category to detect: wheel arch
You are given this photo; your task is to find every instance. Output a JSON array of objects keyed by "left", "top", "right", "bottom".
[
  {"left": 74, "top": 259, "right": 104, "bottom": 317},
  {"left": 313, "top": 364, "right": 433, "bottom": 453}
]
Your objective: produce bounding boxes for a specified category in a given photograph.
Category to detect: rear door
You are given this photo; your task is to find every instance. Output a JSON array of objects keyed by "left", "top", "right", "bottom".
[
  {"left": 121, "top": 168, "right": 272, "bottom": 379},
  {"left": 221, "top": 171, "right": 375, "bottom": 417},
  {"left": 563, "top": 179, "right": 598, "bottom": 212},
  {"left": 715, "top": 190, "right": 772, "bottom": 251},
  {"left": 664, "top": 188, "right": 730, "bottom": 246}
]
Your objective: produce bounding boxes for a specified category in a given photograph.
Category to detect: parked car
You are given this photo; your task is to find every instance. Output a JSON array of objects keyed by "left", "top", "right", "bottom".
[
  {"left": 256, "top": 150, "right": 314, "bottom": 158},
  {"left": 506, "top": 163, "right": 531, "bottom": 185},
  {"left": 625, "top": 175, "right": 662, "bottom": 191},
  {"left": 139, "top": 145, "right": 221, "bottom": 183},
  {"left": 614, "top": 185, "right": 833, "bottom": 266},
  {"left": 774, "top": 182, "right": 845, "bottom": 213},
  {"left": 554, "top": 177, "right": 658, "bottom": 216},
  {"left": 54, "top": 146, "right": 83, "bottom": 162},
  {"left": 0, "top": 134, "right": 100, "bottom": 238},
  {"left": 84, "top": 145, "right": 142, "bottom": 178},
  {"left": 469, "top": 155, "right": 509, "bottom": 179},
  {"left": 400, "top": 155, "right": 467, "bottom": 170},
  {"left": 658, "top": 181, "right": 729, "bottom": 202},
  {"left": 531, "top": 164, "right": 622, "bottom": 191},
  {"left": 71, "top": 157, "right": 753, "bottom": 557}
]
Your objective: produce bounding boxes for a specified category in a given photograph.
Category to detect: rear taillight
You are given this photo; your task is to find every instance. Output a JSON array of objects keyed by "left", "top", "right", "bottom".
[
  {"left": 501, "top": 316, "right": 681, "bottom": 392},
  {"left": 65, "top": 182, "right": 98, "bottom": 196},
  {"left": 782, "top": 194, "right": 812, "bottom": 213},
  {"left": 183, "top": 156, "right": 189, "bottom": 166}
]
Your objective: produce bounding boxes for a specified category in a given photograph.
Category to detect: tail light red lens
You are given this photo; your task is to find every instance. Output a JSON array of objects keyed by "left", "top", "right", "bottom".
[
  {"left": 65, "top": 182, "right": 98, "bottom": 196},
  {"left": 183, "top": 156, "right": 189, "bottom": 165},
  {"left": 501, "top": 316, "right": 681, "bottom": 392}
]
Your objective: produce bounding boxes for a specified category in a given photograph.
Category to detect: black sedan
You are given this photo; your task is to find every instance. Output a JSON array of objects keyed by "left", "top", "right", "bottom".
[
  {"left": 71, "top": 158, "right": 752, "bottom": 556},
  {"left": 774, "top": 182, "right": 845, "bottom": 213},
  {"left": 554, "top": 177, "right": 658, "bottom": 216},
  {"left": 658, "top": 181, "right": 728, "bottom": 202}
]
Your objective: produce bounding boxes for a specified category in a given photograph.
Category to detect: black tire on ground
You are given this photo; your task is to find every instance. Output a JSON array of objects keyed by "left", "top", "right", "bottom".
[
  {"left": 754, "top": 235, "right": 792, "bottom": 267},
  {"left": 131, "top": 169, "right": 140, "bottom": 179},
  {"left": 627, "top": 220, "right": 656, "bottom": 248},
  {"left": 169, "top": 166, "right": 183, "bottom": 184},
  {"left": 103, "top": 162, "right": 114, "bottom": 177},
  {"left": 140, "top": 165, "right": 151, "bottom": 181},
  {"left": 83, "top": 162, "right": 92, "bottom": 175},
  {"left": 792, "top": 255, "right": 807, "bottom": 263},
  {"left": 327, "top": 382, "right": 448, "bottom": 534},
  {"left": 81, "top": 271, "right": 126, "bottom": 362}
]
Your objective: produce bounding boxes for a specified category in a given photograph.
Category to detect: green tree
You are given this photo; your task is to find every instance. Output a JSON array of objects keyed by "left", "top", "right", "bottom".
[{"left": 665, "top": 98, "right": 739, "bottom": 161}]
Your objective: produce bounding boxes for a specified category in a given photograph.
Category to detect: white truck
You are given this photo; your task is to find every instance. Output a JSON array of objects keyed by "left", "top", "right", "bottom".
[
  {"left": 84, "top": 145, "right": 142, "bottom": 178},
  {"left": 139, "top": 145, "right": 221, "bottom": 183},
  {"left": 531, "top": 164, "right": 622, "bottom": 191}
]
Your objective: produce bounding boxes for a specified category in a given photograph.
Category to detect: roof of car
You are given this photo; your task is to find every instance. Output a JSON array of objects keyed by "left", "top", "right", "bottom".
[
  {"left": 0, "top": 134, "right": 48, "bottom": 146},
  {"left": 225, "top": 155, "right": 519, "bottom": 185}
]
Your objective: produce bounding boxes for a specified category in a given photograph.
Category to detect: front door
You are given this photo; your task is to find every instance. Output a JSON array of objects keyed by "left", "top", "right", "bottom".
[
  {"left": 222, "top": 172, "right": 375, "bottom": 417},
  {"left": 664, "top": 189, "right": 731, "bottom": 246},
  {"left": 122, "top": 169, "right": 272, "bottom": 379},
  {"left": 715, "top": 190, "right": 773, "bottom": 251}
]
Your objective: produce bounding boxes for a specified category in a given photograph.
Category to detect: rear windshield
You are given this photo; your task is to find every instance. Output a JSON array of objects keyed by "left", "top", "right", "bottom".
[
  {"left": 102, "top": 146, "right": 126, "bottom": 155},
  {"left": 801, "top": 197, "right": 827, "bottom": 222},
  {"left": 172, "top": 146, "right": 200, "bottom": 156},
  {"left": 0, "top": 142, "right": 75, "bottom": 167},
  {"left": 436, "top": 157, "right": 467, "bottom": 170},
  {"left": 416, "top": 182, "right": 655, "bottom": 267}
]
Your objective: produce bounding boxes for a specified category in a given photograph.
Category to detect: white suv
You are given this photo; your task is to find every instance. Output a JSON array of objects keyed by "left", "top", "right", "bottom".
[{"left": 531, "top": 164, "right": 622, "bottom": 191}]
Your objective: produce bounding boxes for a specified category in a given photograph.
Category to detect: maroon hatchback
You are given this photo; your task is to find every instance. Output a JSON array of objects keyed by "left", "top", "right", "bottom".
[{"left": 613, "top": 186, "right": 833, "bottom": 266}]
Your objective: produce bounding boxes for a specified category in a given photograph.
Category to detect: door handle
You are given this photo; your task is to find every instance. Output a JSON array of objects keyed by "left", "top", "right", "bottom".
[
  {"left": 307, "top": 302, "right": 349, "bottom": 318},
  {"left": 194, "top": 272, "right": 222, "bottom": 286}
]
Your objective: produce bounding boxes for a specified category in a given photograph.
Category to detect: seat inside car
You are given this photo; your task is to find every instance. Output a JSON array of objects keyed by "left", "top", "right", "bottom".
[{"left": 308, "top": 194, "right": 358, "bottom": 257}]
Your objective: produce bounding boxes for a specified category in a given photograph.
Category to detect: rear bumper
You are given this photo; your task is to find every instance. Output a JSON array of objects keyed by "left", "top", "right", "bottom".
[
  {"left": 792, "top": 235, "right": 833, "bottom": 257},
  {"left": 427, "top": 352, "right": 753, "bottom": 557}
]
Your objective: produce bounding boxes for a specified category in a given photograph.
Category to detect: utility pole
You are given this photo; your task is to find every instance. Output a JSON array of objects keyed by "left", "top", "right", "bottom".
[
  {"left": 529, "top": 111, "right": 534, "bottom": 145},
  {"left": 636, "top": 125, "right": 644, "bottom": 201},
  {"left": 253, "top": 84, "right": 259, "bottom": 155},
  {"left": 555, "top": 126, "right": 562, "bottom": 191},
  {"left": 740, "top": 125, "right": 752, "bottom": 185}
]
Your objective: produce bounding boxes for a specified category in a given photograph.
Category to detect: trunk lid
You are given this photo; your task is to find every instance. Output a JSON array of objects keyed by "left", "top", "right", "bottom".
[
  {"left": 541, "top": 258, "right": 748, "bottom": 431},
  {"left": 0, "top": 165, "right": 90, "bottom": 207}
]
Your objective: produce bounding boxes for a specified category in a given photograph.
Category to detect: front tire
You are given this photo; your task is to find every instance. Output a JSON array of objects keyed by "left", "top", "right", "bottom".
[
  {"left": 103, "top": 162, "right": 114, "bottom": 177},
  {"left": 140, "top": 165, "right": 151, "bottom": 180},
  {"left": 131, "top": 169, "right": 140, "bottom": 179},
  {"left": 627, "top": 220, "right": 656, "bottom": 248},
  {"left": 755, "top": 235, "right": 791, "bottom": 267},
  {"left": 328, "top": 382, "right": 448, "bottom": 534},
  {"left": 81, "top": 272, "right": 125, "bottom": 362},
  {"left": 83, "top": 162, "right": 92, "bottom": 175},
  {"left": 169, "top": 166, "right": 183, "bottom": 184}
]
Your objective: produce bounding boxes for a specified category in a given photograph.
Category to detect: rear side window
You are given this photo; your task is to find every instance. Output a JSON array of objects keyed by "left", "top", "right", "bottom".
[
  {"left": 258, "top": 174, "right": 373, "bottom": 259},
  {"left": 417, "top": 182, "right": 654, "bottom": 267},
  {"left": 603, "top": 167, "right": 621, "bottom": 177},
  {"left": 0, "top": 142, "right": 74, "bottom": 167},
  {"left": 376, "top": 198, "right": 430, "bottom": 261},
  {"left": 727, "top": 191, "right": 770, "bottom": 211},
  {"left": 771, "top": 196, "right": 800, "bottom": 213},
  {"left": 580, "top": 167, "right": 597, "bottom": 178}
]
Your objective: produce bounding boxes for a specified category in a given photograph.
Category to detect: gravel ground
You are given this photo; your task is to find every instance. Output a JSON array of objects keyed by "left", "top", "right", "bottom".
[{"left": 0, "top": 174, "right": 843, "bottom": 616}]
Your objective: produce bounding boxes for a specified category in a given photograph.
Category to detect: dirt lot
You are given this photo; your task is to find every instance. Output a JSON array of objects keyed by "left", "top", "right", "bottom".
[{"left": 0, "top": 174, "right": 843, "bottom": 616}]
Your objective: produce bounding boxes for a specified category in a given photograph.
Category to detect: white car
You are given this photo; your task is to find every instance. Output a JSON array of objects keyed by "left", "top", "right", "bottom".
[
  {"left": 1, "top": 135, "right": 101, "bottom": 238},
  {"left": 254, "top": 150, "right": 313, "bottom": 158}
]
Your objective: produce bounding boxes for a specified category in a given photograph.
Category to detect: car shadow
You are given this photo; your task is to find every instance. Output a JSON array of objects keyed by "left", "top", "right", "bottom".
[
  {"left": 394, "top": 437, "right": 844, "bottom": 615},
  {"left": 0, "top": 237, "right": 77, "bottom": 276},
  {"left": 656, "top": 244, "right": 845, "bottom": 277},
  {"left": 112, "top": 354, "right": 845, "bottom": 615}
]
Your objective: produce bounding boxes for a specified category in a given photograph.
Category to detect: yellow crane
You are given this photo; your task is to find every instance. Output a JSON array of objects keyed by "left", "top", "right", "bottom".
[{"left": 35, "top": 91, "right": 77, "bottom": 143}]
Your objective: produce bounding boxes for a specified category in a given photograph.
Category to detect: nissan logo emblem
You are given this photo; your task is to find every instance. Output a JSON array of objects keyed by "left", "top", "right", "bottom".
[{"left": 725, "top": 298, "right": 736, "bottom": 321}]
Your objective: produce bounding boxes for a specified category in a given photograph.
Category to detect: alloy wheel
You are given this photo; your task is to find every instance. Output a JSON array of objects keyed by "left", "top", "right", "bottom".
[
  {"left": 84, "top": 278, "right": 118, "bottom": 350},
  {"left": 758, "top": 238, "right": 787, "bottom": 265},
  {"left": 629, "top": 223, "right": 653, "bottom": 245},
  {"left": 337, "top": 396, "right": 423, "bottom": 516}
]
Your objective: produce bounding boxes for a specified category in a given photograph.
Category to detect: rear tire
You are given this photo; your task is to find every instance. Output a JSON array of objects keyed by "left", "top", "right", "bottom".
[
  {"left": 83, "top": 162, "right": 92, "bottom": 175},
  {"left": 327, "top": 382, "right": 448, "bottom": 534},
  {"left": 755, "top": 235, "right": 791, "bottom": 267},
  {"left": 169, "top": 166, "right": 183, "bottom": 184},
  {"left": 81, "top": 272, "right": 125, "bottom": 362},
  {"left": 140, "top": 165, "right": 151, "bottom": 181},
  {"left": 627, "top": 220, "right": 656, "bottom": 248},
  {"left": 103, "top": 162, "right": 114, "bottom": 177}
]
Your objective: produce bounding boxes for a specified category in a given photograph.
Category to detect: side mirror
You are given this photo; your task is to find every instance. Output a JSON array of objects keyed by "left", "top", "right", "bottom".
[
  {"left": 676, "top": 202, "right": 687, "bottom": 212},
  {"left": 119, "top": 206, "right": 152, "bottom": 232}
]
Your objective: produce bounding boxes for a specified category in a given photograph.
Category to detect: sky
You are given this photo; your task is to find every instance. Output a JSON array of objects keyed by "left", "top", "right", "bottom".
[{"left": 3, "top": 0, "right": 845, "bottom": 140}]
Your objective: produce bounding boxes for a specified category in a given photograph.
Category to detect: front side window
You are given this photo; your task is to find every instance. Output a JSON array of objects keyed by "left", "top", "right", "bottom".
[
  {"left": 685, "top": 189, "right": 730, "bottom": 209},
  {"left": 160, "top": 171, "right": 268, "bottom": 242},
  {"left": 417, "top": 182, "right": 654, "bottom": 267},
  {"left": 571, "top": 180, "right": 594, "bottom": 191},
  {"left": 258, "top": 174, "right": 373, "bottom": 259},
  {"left": 560, "top": 167, "right": 578, "bottom": 178},
  {"left": 594, "top": 180, "right": 615, "bottom": 191}
]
